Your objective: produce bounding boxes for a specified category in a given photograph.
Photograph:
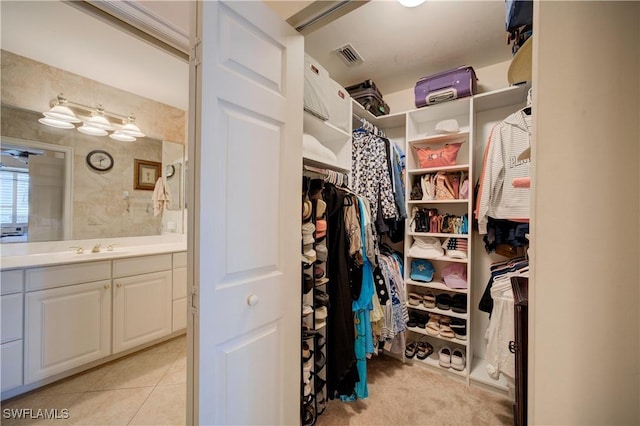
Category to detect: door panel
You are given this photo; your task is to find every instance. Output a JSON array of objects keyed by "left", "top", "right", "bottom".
[{"left": 190, "top": 1, "right": 303, "bottom": 424}]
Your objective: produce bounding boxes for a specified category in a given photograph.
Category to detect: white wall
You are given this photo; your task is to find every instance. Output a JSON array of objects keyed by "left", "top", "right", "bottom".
[{"left": 531, "top": 1, "right": 640, "bottom": 423}]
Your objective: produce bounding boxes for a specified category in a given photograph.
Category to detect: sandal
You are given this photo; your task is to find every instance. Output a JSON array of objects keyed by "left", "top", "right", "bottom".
[
  {"left": 405, "top": 341, "right": 418, "bottom": 359},
  {"left": 416, "top": 338, "right": 434, "bottom": 360},
  {"left": 426, "top": 314, "right": 440, "bottom": 336},
  {"left": 408, "top": 292, "right": 422, "bottom": 306},
  {"left": 423, "top": 292, "right": 436, "bottom": 308}
]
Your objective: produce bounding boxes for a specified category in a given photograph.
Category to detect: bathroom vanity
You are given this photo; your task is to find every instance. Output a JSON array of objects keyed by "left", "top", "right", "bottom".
[{"left": 0, "top": 242, "right": 187, "bottom": 400}]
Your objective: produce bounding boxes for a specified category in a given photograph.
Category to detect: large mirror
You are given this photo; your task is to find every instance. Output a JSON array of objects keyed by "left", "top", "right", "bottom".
[{"left": 0, "top": 1, "right": 188, "bottom": 245}]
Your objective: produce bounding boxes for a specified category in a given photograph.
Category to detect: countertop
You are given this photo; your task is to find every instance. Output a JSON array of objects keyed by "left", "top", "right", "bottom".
[{"left": 1, "top": 242, "right": 187, "bottom": 270}]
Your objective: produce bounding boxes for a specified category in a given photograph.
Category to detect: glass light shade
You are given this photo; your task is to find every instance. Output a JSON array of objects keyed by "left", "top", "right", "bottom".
[
  {"left": 77, "top": 124, "right": 108, "bottom": 136},
  {"left": 109, "top": 131, "right": 136, "bottom": 142},
  {"left": 43, "top": 105, "right": 82, "bottom": 123},
  {"left": 85, "top": 114, "right": 115, "bottom": 131},
  {"left": 119, "top": 122, "right": 145, "bottom": 137},
  {"left": 398, "top": 0, "right": 426, "bottom": 6},
  {"left": 38, "top": 117, "right": 75, "bottom": 129}
]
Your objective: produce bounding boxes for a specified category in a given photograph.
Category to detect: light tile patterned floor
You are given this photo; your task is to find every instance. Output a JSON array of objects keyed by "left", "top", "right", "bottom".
[{"left": 1, "top": 336, "right": 186, "bottom": 426}]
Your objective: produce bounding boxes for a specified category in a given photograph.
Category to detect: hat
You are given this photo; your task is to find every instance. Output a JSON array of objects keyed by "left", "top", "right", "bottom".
[
  {"left": 302, "top": 222, "right": 315, "bottom": 245},
  {"left": 315, "top": 220, "right": 327, "bottom": 239},
  {"left": 408, "top": 236, "right": 444, "bottom": 259},
  {"left": 315, "top": 243, "right": 328, "bottom": 262},
  {"left": 410, "top": 259, "right": 435, "bottom": 282},
  {"left": 303, "top": 273, "right": 314, "bottom": 294},
  {"left": 302, "top": 247, "right": 316, "bottom": 264},
  {"left": 314, "top": 265, "right": 325, "bottom": 280},
  {"left": 443, "top": 237, "right": 468, "bottom": 259},
  {"left": 433, "top": 119, "right": 459, "bottom": 134},
  {"left": 508, "top": 35, "right": 532, "bottom": 85},
  {"left": 442, "top": 263, "right": 468, "bottom": 289},
  {"left": 302, "top": 199, "right": 312, "bottom": 221},
  {"left": 315, "top": 199, "right": 327, "bottom": 219}
]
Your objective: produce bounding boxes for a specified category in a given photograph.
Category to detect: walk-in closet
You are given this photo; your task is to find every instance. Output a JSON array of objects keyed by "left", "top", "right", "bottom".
[{"left": 2, "top": 1, "right": 638, "bottom": 425}]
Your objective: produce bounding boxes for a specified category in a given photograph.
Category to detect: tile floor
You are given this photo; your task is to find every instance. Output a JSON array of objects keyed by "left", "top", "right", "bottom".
[{"left": 1, "top": 335, "right": 186, "bottom": 426}]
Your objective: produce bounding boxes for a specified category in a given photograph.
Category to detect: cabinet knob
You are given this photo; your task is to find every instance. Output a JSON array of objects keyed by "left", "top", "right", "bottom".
[
  {"left": 103, "top": 284, "right": 110, "bottom": 289},
  {"left": 116, "top": 283, "right": 122, "bottom": 288},
  {"left": 247, "top": 294, "right": 259, "bottom": 306}
]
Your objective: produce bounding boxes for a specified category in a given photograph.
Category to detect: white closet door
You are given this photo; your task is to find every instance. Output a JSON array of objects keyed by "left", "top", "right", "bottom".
[{"left": 189, "top": 1, "right": 303, "bottom": 425}]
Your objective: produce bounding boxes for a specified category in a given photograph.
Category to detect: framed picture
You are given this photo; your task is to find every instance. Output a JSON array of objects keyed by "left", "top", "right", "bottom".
[{"left": 134, "top": 159, "right": 161, "bottom": 190}]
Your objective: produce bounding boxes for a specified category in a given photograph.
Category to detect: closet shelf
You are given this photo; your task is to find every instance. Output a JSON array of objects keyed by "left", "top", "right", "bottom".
[
  {"left": 407, "top": 304, "right": 468, "bottom": 320},
  {"left": 409, "top": 232, "right": 468, "bottom": 239},
  {"left": 303, "top": 110, "right": 350, "bottom": 141},
  {"left": 407, "top": 199, "right": 468, "bottom": 205},
  {"left": 408, "top": 355, "right": 468, "bottom": 377},
  {"left": 407, "top": 254, "right": 468, "bottom": 264},
  {"left": 352, "top": 99, "right": 406, "bottom": 129},
  {"left": 407, "top": 165, "right": 469, "bottom": 175},
  {"left": 469, "top": 357, "right": 509, "bottom": 391},
  {"left": 408, "top": 131, "right": 469, "bottom": 147},
  {"left": 405, "top": 279, "right": 468, "bottom": 294},
  {"left": 406, "top": 326, "right": 468, "bottom": 346},
  {"left": 303, "top": 157, "right": 350, "bottom": 174},
  {"left": 473, "top": 83, "right": 530, "bottom": 112}
]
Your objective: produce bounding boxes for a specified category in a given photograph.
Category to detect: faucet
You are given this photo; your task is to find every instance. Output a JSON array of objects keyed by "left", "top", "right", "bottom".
[{"left": 91, "top": 243, "right": 102, "bottom": 253}]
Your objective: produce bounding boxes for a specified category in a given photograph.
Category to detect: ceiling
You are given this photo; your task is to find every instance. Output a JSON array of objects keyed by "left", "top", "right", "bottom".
[{"left": 1, "top": 1, "right": 512, "bottom": 110}]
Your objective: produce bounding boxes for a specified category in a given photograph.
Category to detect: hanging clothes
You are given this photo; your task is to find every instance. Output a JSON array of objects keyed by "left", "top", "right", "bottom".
[
  {"left": 322, "top": 183, "right": 359, "bottom": 399},
  {"left": 351, "top": 129, "right": 398, "bottom": 223},
  {"left": 475, "top": 109, "right": 532, "bottom": 234}
]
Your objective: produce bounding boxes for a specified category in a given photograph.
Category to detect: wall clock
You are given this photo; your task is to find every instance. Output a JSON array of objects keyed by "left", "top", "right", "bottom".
[{"left": 86, "top": 150, "right": 114, "bottom": 172}]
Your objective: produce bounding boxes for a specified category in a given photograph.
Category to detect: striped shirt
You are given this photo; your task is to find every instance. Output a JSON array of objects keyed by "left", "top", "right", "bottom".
[{"left": 475, "top": 110, "right": 531, "bottom": 234}]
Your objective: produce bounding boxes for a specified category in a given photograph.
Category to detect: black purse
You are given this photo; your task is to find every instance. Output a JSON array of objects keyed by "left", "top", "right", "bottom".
[{"left": 410, "top": 180, "right": 423, "bottom": 200}]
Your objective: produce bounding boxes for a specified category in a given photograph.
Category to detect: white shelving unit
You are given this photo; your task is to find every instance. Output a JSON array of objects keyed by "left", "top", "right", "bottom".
[
  {"left": 349, "top": 84, "right": 530, "bottom": 392},
  {"left": 403, "top": 96, "right": 473, "bottom": 383},
  {"left": 303, "top": 110, "right": 352, "bottom": 173}
]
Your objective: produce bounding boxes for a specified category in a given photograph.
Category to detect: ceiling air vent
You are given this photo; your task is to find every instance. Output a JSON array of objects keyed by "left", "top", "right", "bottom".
[{"left": 335, "top": 44, "right": 364, "bottom": 66}]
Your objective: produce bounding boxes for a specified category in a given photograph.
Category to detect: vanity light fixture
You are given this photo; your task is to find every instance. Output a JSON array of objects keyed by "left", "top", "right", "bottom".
[
  {"left": 39, "top": 94, "right": 146, "bottom": 141},
  {"left": 398, "top": 0, "right": 426, "bottom": 7}
]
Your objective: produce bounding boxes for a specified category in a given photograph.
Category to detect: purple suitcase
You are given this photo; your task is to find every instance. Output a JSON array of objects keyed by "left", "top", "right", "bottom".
[{"left": 414, "top": 66, "right": 478, "bottom": 108}]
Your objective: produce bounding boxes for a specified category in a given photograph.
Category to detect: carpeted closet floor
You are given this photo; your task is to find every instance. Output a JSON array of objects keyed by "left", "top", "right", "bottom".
[{"left": 316, "top": 354, "right": 514, "bottom": 426}]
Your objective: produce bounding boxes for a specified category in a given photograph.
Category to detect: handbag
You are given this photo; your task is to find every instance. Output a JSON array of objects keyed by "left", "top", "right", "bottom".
[
  {"left": 421, "top": 173, "right": 436, "bottom": 200},
  {"left": 410, "top": 180, "right": 423, "bottom": 200},
  {"left": 414, "top": 142, "right": 463, "bottom": 169},
  {"left": 435, "top": 172, "right": 457, "bottom": 200}
]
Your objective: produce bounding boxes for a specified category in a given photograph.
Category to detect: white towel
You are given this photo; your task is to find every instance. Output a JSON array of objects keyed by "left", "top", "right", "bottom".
[{"left": 152, "top": 177, "right": 172, "bottom": 216}]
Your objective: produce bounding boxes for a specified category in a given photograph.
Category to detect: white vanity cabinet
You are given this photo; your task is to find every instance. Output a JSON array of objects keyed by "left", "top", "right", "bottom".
[
  {"left": 1, "top": 269, "right": 24, "bottom": 391},
  {"left": 112, "top": 254, "right": 173, "bottom": 353},
  {"left": 172, "top": 252, "right": 188, "bottom": 332},
  {"left": 23, "top": 261, "right": 112, "bottom": 384}
]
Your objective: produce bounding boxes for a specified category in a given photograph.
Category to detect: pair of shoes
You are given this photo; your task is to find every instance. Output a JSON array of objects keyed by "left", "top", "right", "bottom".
[
  {"left": 423, "top": 292, "right": 436, "bottom": 308},
  {"left": 405, "top": 341, "right": 418, "bottom": 358},
  {"left": 451, "top": 294, "right": 467, "bottom": 313},
  {"left": 408, "top": 292, "right": 422, "bottom": 306},
  {"left": 436, "top": 293, "right": 453, "bottom": 310},
  {"left": 439, "top": 347, "right": 466, "bottom": 371},
  {"left": 416, "top": 338, "right": 434, "bottom": 360},
  {"left": 450, "top": 318, "right": 467, "bottom": 340},
  {"left": 426, "top": 314, "right": 440, "bottom": 335}
]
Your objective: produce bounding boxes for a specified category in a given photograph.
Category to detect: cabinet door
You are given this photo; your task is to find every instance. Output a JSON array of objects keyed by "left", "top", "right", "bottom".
[
  {"left": 24, "top": 280, "right": 112, "bottom": 384},
  {"left": 113, "top": 271, "right": 172, "bottom": 353},
  {"left": 1, "top": 340, "right": 23, "bottom": 391}
]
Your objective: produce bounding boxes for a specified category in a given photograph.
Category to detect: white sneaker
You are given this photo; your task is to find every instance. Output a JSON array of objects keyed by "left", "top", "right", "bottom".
[
  {"left": 438, "top": 346, "right": 452, "bottom": 368},
  {"left": 451, "top": 348, "right": 466, "bottom": 371}
]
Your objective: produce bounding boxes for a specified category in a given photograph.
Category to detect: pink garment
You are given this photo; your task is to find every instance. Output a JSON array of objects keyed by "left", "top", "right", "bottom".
[{"left": 512, "top": 177, "right": 531, "bottom": 188}]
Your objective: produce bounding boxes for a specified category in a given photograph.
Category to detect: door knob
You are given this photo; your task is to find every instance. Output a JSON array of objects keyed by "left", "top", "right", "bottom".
[
  {"left": 103, "top": 284, "right": 110, "bottom": 289},
  {"left": 247, "top": 294, "right": 259, "bottom": 306}
]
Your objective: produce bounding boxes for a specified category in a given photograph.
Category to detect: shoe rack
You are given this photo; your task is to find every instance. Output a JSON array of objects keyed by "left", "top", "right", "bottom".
[{"left": 301, "top": 176, "right": 328, "bottom": 425}]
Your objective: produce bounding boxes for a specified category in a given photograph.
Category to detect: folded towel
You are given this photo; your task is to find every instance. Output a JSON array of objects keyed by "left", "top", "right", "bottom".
[{"left": 152, "top": 177, "right": 172, "bottom": 216}]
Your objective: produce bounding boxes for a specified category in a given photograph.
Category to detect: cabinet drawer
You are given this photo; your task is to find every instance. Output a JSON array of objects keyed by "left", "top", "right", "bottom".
[
  {"left": 1, "top": 269, "right": 23, "bottom": 295},
  {"left": 173, "top": 251, "right": 187, "bottom": 268},
  {"left": 1, "top": 293, "right": 23, "bottom": 343},
  {"left": 1, "top": 340, "right": 23, "bottom": 391},
  {"left": 25, "top": 261, "right": 111, "bottom": 292},
  {"left": 113, "top": 254, "right": 172, "bottom": 278}
]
